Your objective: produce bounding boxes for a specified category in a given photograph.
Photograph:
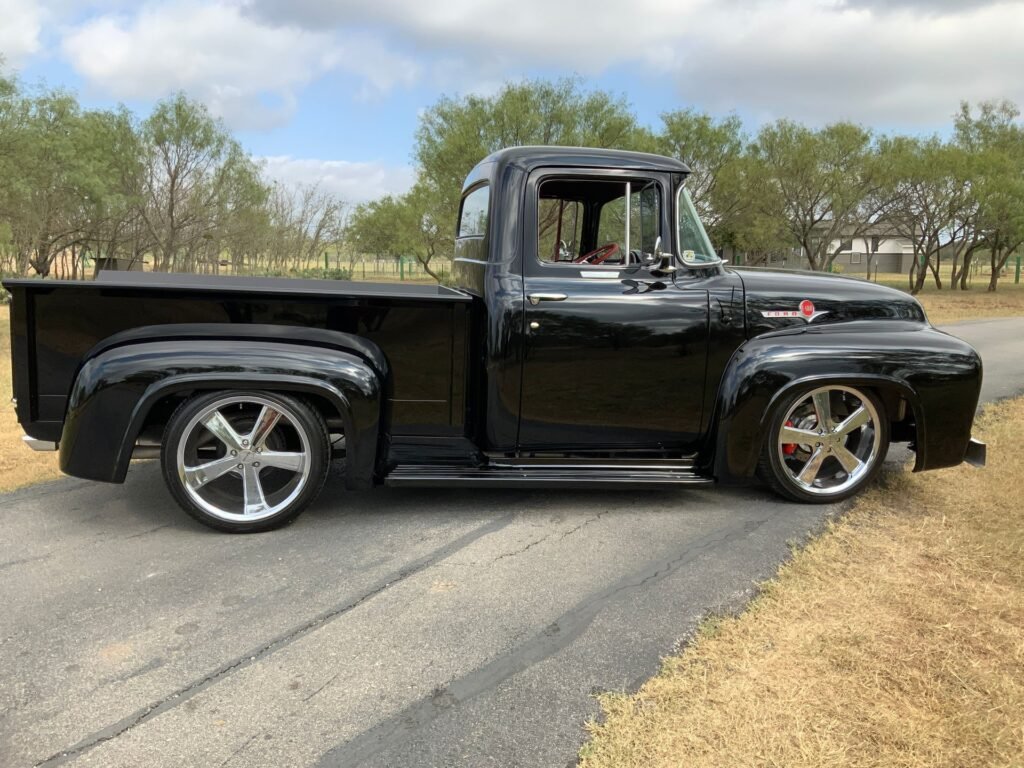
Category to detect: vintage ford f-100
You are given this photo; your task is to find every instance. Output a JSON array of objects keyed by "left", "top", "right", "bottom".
[{"left": 4, "top": 147, "right": 985, "bottom": 532}]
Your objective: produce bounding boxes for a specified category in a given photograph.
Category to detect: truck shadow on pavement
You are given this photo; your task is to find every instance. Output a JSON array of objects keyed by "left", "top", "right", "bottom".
[{"left": 25, "top": 458, "right": 792, "bottom": 538}]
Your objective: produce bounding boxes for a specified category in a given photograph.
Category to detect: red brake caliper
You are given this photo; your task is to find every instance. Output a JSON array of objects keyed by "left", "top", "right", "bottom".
[{"left": 782, "top": 420, "right": 796, "bottom": 455}]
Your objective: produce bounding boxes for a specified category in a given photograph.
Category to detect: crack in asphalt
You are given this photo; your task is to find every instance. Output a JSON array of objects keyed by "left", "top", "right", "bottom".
[
  {"left": 557, "top": 509, "right": 608, "bottom": 540},
  {"left": 32, "top": 513, "right": 515, "bottom": 768},
  {"left": 456, "top": 510, "right": 611, "bottom": 567},
  {"left": 217, "top": 732, "right": 259, "bottom": 768},
  {"left": 491, "top": 533, "right": 551, "bottom": 563},
  {"left": 122, "top": 523, "right": 173, "bottom": 540},
  {"left": 315, "top": 512, "right": 776, "bottom": 768},
  {"left": 0, "top": 553, "right": 52, "bottom": 572}
]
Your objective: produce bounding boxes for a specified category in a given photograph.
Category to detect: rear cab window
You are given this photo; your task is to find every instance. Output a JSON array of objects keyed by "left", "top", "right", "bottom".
[{"left": 458, "top": 185, "right": 489, "bottom": 238}]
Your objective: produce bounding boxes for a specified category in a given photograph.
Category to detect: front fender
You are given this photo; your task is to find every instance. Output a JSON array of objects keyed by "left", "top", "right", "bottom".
[
  {"left": 710, "top": 320, "right": 982, "bottom": 480},
  {"left": 61, "top": 328, "right": 389, "bottom": 488}
]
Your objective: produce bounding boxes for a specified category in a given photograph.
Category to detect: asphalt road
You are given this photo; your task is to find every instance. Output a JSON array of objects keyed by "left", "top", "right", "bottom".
[{"left": 2, "top": 318, "right": 1022, "bottom": 768}]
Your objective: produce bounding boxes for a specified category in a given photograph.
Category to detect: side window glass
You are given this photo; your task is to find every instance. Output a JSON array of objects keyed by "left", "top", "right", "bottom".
[
  {"left": 539, "top": 198, "right": 582, "bottom": 262},
  {"left": 596, "top": 196, "right": 627, "bottom": 258},
  {"left": 633, "top": 182, "right": 661, "bottom": 256},
  {"left": 458, "top": 186, "right": 489, "bottom": 238},
  {"left": 538, "top": 178, "right": 660, "bottom": 267}
]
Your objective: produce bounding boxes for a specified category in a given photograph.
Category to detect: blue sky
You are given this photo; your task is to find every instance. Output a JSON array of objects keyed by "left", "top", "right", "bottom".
[{"left": 4, "top": 0, "right": 1024, "bottom": 202}]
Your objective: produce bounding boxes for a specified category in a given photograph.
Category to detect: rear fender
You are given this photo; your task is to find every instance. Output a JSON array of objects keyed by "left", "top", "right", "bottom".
[
  {"left": 709, "top": 321, "right": 982, "bottom": 480},
  {"left": 61, "top": 325, "right": 390, "bottom": 488}
]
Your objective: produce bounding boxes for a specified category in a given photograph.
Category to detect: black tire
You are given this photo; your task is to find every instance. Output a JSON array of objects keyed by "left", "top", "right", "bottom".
[
  {"left": 757, "top": 384, "right": 890, "bottom": 504},
  {"left": 161, "top": 390, "right": 330, "bottom": 532}
]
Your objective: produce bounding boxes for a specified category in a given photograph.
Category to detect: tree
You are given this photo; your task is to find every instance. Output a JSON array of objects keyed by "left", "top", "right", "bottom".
[
  {"left": 403, "top": 181, "right": 453, "bottom": 281},
  {"left": 137, "top": 93, "right": 265, "bottom": 272},
  {"left": 0, "top": 81, "right": 352, "bottom": 281},
  {"left": 0, "top": 88, "right": 120, "bottom": 277},
  {"left": 84, "top": 107, "right": 154, "bottom": 273},
  {"left": 345, "top": 180, "right": 452, "bottom": 281},
  {"left": 749, "top": 120, "right": 894, "bottom": 271},
  {"left": 346, "top": 195, "right": 407, "bottom": 262},
  {"left": 954, "top": 101, "right": 1024, "bottom": 291},
  {"left": 413, "top": 78, "right": 651, "bottom": 238},
  {"left": 657, "top": 110, "right": 747, "bottom": 246},
  {"left": 247, "top": 181, "right": 345, "bottom": 275},
  {"left": 885, "top": 136, "right": 975, "bottom": 294}
]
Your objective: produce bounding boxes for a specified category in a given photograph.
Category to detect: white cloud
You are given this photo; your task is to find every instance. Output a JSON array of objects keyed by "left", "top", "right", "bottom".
[
  {"left": 259, "top": 155, "right": 415, "bottom": 203},
  {"left": 246, "top": 0, "right": 1024, "bottom": 127},
  {"left": 249, "top": 0, "right": 700, "bottom": 71},
  {"left": 38, "top": 0, "right": 1024, "bottom": 131},
  {"left": 59, "top": 1, "right": 418, "bottom": 129},
  {"left": 0, "top": 0, "right": 43, "bottom": 68},
  {"left": 670, "top": 1, "right": 1024, "bottom": 126}
]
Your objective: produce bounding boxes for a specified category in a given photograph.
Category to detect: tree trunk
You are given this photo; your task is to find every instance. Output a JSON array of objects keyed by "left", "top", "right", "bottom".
[
  {"left": 914, "top": 261, "right": 928, "bottom": 293},
  {"left": 988, "top": 247, "right": 1002, "bottom": 292},
  {"left": 910, "top": 248, "right": 930, "bottom": 295},
  {"left": 958, "top": 247, "right": 976, "bottom": 290},
  {"left": 928, "top": 256, "right": 942, "bottom": 289},
  {"left": 949, "top": 249, "right": 961, "bottom": 291},
  {"left": 801, "top": 239, "right": 819, "bottom": 271}
]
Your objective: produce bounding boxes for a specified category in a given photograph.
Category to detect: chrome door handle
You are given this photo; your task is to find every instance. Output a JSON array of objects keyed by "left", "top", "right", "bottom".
[{"left": 527, "top": 293, "right": 568, "bottom": 305}]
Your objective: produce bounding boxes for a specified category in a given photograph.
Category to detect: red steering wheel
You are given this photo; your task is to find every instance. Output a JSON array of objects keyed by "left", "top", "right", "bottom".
[{"left": 573, "top": 242, "right": 620, "bottom": 265}]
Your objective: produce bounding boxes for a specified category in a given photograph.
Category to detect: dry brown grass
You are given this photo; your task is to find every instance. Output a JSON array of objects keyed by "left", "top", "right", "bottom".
[
  {"left": 580, "top": 397, "right": 1024, "bottom": 768},
  {"left": 915, "top": 288, "right": 1024, "bottom": 325},
  {"left": 871, "top": 273, "right": 1024, "bottom": 325},
  {"left": 0, "top": 305, "right": 62, "bottom": 491}
]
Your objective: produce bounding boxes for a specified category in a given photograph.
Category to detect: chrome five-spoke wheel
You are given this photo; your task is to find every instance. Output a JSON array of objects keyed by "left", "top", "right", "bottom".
[
  {"left": 760, "top": 385, "right": 890, "bottom": 503},
  {"left": 161, "top": 391, "right": 330, "bottom": 532}
]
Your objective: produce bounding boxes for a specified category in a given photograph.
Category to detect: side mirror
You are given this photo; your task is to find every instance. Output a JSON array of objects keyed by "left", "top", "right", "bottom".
[{"left": 652, "top": 235, "right": 678, "bottom": 274}]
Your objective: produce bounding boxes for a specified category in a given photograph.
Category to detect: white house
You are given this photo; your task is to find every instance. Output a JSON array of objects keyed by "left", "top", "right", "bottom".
[
  {"left": 826, "top": 229, "right": 916, "bottom": 274},
  {"left": 723, "top": 224, "right": 917, "bottom": 274}
]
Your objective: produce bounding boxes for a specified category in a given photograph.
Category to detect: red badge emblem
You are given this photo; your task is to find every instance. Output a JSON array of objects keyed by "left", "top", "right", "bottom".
[{"left": 759, "top": 300, "right": 829, "bottom": 323}]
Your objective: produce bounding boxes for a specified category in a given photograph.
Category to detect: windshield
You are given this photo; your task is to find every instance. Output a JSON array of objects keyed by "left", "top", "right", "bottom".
[{"left": 676, "top": 187, "right": 718, "bottom": 263}]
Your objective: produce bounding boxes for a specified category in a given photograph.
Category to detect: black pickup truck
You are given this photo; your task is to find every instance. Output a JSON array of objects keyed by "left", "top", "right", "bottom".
[{"left": 4, "top": 147, "right": 985, "bottom": 532}]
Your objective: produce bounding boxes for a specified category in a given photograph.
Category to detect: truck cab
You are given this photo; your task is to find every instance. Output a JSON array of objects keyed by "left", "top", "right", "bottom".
[{"left": 450, "top": 147, "right": 743, "bottom": 460}]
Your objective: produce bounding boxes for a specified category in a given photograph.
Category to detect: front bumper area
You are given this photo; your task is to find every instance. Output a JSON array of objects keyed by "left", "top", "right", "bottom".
[{"left": 964, "top": 438, "right": 986, "bottom": 467}]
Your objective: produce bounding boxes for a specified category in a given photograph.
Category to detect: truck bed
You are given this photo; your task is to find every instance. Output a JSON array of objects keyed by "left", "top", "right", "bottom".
[{"left": 4, "top": 272, "right": 473, "bottom": 443}]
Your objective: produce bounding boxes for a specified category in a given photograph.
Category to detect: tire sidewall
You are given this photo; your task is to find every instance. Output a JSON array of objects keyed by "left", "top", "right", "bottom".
[{"left": 161, "top": 390, "right": 330, "bottom": 533}]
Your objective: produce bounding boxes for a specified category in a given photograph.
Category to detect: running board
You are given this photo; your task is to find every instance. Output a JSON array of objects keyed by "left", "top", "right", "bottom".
[{"left": 384, "top": 463, "right": 714, "bottom": 489}]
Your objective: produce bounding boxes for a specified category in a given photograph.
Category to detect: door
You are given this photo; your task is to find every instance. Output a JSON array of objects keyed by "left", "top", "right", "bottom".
[{"left": 518, "top": 169, "right": 710, "bottom": 453}]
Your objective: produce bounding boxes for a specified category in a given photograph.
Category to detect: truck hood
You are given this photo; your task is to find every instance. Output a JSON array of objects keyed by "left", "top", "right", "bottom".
[{"left": 732, "top": 267, "right": 927, "bottom": 337}]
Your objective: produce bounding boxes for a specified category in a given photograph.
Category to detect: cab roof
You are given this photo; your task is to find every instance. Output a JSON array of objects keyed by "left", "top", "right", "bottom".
[{"left": 467, "top": 146, "right": 690, "bottom": 189}]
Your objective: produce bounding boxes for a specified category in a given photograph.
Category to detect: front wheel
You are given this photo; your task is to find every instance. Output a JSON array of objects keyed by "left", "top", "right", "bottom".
[
  {"left": 758, "top": 384, "right": 889, "bottom": 504},
  {"left": 161, "top": 391, "right": 330, "bottom": 532}
]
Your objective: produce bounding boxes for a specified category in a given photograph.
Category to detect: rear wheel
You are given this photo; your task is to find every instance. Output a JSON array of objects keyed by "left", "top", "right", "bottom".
[
  {"left": 758, "top": 384, "right": 889, "bottom": 504},
  {"left": 161, "top": 391, "right": 330, "bottom": 532}
]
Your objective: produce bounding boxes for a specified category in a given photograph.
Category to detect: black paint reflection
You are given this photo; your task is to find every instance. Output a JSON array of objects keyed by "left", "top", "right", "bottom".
[{"left": 518, "top": 274, "right": 709, "bottom": 449}]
